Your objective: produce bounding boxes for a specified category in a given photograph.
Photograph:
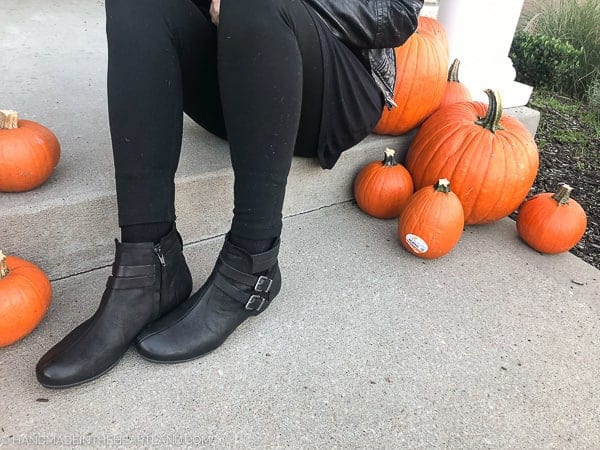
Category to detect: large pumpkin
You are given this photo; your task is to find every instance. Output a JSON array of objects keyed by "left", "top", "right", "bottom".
[
  {"left": 0, "top": 250, "right": 52, "bottom": 347},
  {"left": 415, "top": 14, "right": 448, "bottom": 42},
  {"left": 405, "top": 89, "right": 539, "bottom": 225},
  {"left": 0, "top": 110, "right": 61, "bottom": 192},
  {"left": 374, "top": 16, "right": 449, "bottom": 136},
  {"left": 354, "top": 148, "right": 414, "bottom": 219},
  {"left": 516, "top": 184, "right": 587, "bottom": 254},
  {"left": 398, "top": 178, "right": 464, "bottom": 259}
]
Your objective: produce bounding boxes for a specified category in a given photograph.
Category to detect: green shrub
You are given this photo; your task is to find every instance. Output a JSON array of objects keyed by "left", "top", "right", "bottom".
[
  {"left": 510, "top": 31, "right": 583, "bottom": 94},
  {"left": 521, "top": 0, "right": 600, "bottom": 97},
  {"left": 586, "top": 77, "right": 600, "bottom": 131}
]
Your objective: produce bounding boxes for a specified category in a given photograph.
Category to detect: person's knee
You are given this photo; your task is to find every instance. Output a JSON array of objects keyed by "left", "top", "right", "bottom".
[
  {"left": 105, "top": 0, "right": 173, "bottom": 37},
  {"left": 220, "top": 0, "right": 287, "bottom": 33}
]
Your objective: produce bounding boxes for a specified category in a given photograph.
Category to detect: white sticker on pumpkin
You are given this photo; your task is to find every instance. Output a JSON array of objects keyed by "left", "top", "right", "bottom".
[{"left": 405, "top": 234, "right": 428, "bottom": 253}]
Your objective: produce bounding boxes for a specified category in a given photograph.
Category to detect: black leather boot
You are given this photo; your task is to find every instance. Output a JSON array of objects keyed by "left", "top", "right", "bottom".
[
  {"left": 36, "top": 226, "right": 192, "bottom": 388},
  {"left": 135, "top": 234, "right": 281, "bottom": 363}
]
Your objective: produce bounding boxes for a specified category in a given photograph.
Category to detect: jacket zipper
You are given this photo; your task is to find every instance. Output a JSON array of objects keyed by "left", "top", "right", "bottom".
[
  {"left": 373, "top": 70, "right": 398, "bottom": 109},
  {"left": 368, "top": 51, "right": 398, "bottom": 110},
  {"left": 383, "top": 92, "right": 398, "bottom": 110}
]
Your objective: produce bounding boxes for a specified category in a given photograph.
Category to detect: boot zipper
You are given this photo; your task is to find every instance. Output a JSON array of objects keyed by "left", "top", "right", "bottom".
[
  {"left": 153, "top": 244, "right": 167, "bottom": 319},
  {"left": 154, "top": 244, "right": 166, "bottom": 267}
]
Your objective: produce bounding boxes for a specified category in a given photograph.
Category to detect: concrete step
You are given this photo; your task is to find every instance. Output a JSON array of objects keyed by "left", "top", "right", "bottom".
[
  {"left": 0, "top": 109, "right": 539, "bottom": 282},
  {"left": 1, "top": 0, "right": 540, "bottom": 281},
  {"left": 0, "top": 128, "right": 414, "bottom": 280},
  {"left": 2, "top": 203, "right": 599, "bottom": 447}
]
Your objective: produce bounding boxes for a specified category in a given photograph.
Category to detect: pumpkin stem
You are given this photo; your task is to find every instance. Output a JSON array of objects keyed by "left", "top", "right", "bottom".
[
  {"left": 434, "top": 178, "right": 451, "bottom": 193},
  {"left": 0, "top": 110, "right": 19, "bottom": 130},
  {"left": 552, "top": 184, "right": 573, "bottom": 205},
  {"left": 448, "top": 59, "right": 461, "bottom": 82},
  {"left": 0, "top": 251, "right": 8, "bottom": 279},
  {"left": 383, "top": 148, "right": 398, "bottom": 167},
  {"left": 475, "top": 89, "right": 504, "bottom": 133}
]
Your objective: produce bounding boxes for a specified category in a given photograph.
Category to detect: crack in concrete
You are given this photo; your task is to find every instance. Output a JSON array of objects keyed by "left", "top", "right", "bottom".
[{"left": 48, "top": 200, "right": 354, "bottom": 282}]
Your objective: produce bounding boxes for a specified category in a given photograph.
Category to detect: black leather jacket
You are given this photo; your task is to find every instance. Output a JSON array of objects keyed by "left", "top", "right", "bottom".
[{"left": 304, "top": 0, "right": 424, "bottom": 108}]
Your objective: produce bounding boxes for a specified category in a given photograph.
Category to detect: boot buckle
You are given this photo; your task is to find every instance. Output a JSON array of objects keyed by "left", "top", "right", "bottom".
[
  {"left": 245, "top": 294, "right": 266, "bottom": 311},
  {"left": 254, "top": 275, "right": 272, "bottom": 293}
]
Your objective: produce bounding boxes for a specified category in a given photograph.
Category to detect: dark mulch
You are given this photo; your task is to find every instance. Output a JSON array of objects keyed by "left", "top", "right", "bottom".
[{"left": 518, "top": 90, "right": 599, "bottom": 269}]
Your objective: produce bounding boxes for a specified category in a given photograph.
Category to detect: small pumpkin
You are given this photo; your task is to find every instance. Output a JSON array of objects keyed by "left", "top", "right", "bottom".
[
  {"left": 516, "top": 184, "right": 587, "bottom": 254},
  {"left": 398, "top": 178, "right": 464, "bottom": 259},
  {"left": 0, "top": 250, "right": 52, "bottom": 347},
  {"left": 354, "top": 148, "right": 414, "bottom": 219},
  {"left": 439, "top": 59, "right": 472, "bottom": 109},
  {"left": 374, "top": 16, "right": 449, "bottom": 136},
  {"left": 405, "top": 89, "right": 539, "bottom": 225},
  {"left": 0, "top": 110, "right": 61, "bottom": 192}
]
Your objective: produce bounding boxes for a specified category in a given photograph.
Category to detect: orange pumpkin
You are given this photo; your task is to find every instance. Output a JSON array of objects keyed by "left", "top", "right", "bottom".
[
  {"left": 398, "top": 179, "right": 464, "bottom": 259},
  {"left": 374, "top": 16, "right": 449, "bottom": 136},
  {"left": 405, "top": 89, "right": 539, "bottom": 225},
  {"left": 0, "top": 250, "right": 52, "bottom": 347},
  {"left": 0, "top": 110, "right": 61, "bottom": 192},
  {"left": 415, "top": 15, "right": 449, "bottom": 46},
  {"left": 516, "top": 184, "right": 587, "bottom": 254},
  {"left": 439, "top": 59, "right": 472, "bottom": 109},
  {"left": 354, "top": 148, "right": 414, "bottom": 219}
]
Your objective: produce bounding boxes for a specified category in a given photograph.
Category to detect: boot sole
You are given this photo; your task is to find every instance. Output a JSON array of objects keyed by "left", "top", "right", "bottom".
[{"left": 135, "top": 346, "right": 219, "bottom": 365}]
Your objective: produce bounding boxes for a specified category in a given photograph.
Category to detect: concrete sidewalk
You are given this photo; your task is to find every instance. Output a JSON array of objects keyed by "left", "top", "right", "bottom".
[
  {"left": 2, "top": 0, "right": 599, "bottom": 448},
  {"left": 1, "top": 203, "right": 599, "bottom": 447}
]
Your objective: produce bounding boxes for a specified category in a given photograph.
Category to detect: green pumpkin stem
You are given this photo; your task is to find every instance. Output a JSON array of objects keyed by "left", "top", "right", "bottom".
[
  {"left": 0, "top": 251, "right": 8, "bottom": 279},
  {"left": 434, "top": 178, "right": 451, "bottom": 193},
  {"left": 475, "top": 89, "right": 504, "bottom": 133},
  {"left": 448, "top": 59, "right": 461, "bottom": 82},
  {"left": 383, "top": 148, "right": 398, "bottom": 167},
  {"left": 552, "top": 184, "right": 573, "bottom": 205},
  {"left": 0, "top": 110, "right": 19, "bottom": 130}
]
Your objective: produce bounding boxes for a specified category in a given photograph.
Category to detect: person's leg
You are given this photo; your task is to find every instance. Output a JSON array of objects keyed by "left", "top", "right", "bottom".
[
  {"left": 36, "top": 0, "right": 219, "bottom": 388},
  {"left": 108, "top": 0, "right": 225, "bottom": 242},
  {"left": 135, "top": 0, "right": 324, "bottom": 362},
  {"left": 220, "top": 0, "right": 322, "bottom": 246}
]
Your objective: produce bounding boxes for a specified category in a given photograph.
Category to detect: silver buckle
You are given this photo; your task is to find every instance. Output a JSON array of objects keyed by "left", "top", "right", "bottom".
[
  {"left": 245, "top": 294, "right": 266, "bottom": 311},
  {"left": 254, "top": 275, "right": 272, "bottom": 293}
]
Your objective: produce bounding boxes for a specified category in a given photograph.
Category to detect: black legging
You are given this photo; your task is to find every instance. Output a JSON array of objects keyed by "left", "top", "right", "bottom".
[{"left": 106, "top": 0, "right": 323, "bottom": 240}]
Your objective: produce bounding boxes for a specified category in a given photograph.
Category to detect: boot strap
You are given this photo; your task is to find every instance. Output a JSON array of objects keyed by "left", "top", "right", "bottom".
[
  {"left": 107, "top": 274, "right": 156, "bottom": 290},
  {"left": 216, "top": 257, "right": 273, "bottom": 291},
  {"left": 112, "top": 264, "right": 155, "bottom": 277},
  {"left": 248, "top": 238, "right": 280, "bottom": 273},
  {"left": 223, "top": 234, "right": 280, "bottom": 273},
  {"left": 214, "top": 258, "right": 276, "bottom": 313},
  {"left": 213, "top": 273, "right": 272, "bottom": 313},
  {"left": 109, "top": 263, "right": 157, "bottom": 289}
]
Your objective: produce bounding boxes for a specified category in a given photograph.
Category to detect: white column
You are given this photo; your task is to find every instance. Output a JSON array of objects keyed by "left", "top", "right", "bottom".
[{"left": 436, "top": 0, "right": 533, "bottom": 107}]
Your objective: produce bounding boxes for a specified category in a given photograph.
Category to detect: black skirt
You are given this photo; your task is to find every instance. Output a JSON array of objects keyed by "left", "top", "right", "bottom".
[{"left": 304, "top": 7, "right": 385, "bottom": 169}]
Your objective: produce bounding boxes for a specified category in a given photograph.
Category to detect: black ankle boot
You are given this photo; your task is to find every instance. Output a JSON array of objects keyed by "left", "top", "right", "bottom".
[
  {"left": 135, "top": 234, "right": 281, "bottom": 363},
  {"left": 36, "top": 226, "right": 193, "bottom": 388}
]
